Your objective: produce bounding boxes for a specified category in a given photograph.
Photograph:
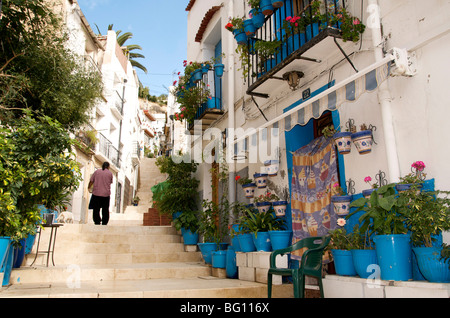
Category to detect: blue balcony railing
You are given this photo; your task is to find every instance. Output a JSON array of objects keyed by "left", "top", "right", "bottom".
[{"left": 246, "top": 0, "right": 344, "bottom": 97}]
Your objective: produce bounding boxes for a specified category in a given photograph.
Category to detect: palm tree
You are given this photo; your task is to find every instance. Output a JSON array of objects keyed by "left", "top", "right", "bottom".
[{"left": 96, "top": 24, "right": 148, "bottom": 74}]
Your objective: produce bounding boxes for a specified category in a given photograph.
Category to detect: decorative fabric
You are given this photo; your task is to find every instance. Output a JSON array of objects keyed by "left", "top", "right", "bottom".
[{"left": 291, "top": 136, "right": 339, "bottom": 260}]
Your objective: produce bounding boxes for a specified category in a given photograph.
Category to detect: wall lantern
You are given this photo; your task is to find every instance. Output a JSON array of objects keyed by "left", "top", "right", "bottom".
[{"left": 282, "top": 71, "right": 304, "bottom": 91}]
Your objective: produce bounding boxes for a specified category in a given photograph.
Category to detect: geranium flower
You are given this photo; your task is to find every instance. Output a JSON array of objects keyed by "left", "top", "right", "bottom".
[
  {"left": 235, "top": 176, "right": 241, "bottom": 181},
  {"left": 412, "top": 161, "right": 426, "bottom": 171},
  {"left": 364, "top": 176, "right": 372, "bottom": 183}
]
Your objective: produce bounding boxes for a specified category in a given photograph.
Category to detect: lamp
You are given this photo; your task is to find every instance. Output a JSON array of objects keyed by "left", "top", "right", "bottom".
[{"left": 283, "top": 71, "right": 304, "bottom": 90}]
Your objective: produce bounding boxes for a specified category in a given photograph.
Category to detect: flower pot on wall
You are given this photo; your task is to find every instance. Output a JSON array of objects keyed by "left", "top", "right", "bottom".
[
  {"left": 250, "top": 9, "right": 265, "bottom": 29},
  {"left": 254, "top": 173, "right": 268, "bottom": 188},
  {"left": 272, "top": 201, "right": 287, "bottom": 217},
  {"left": 260, "top": 0, "right": 274, "bottom": 15},
  {"left": 362, "top": 188, "right": 376, "bottom": 198},
  {"left": 331, "top": 249, "right": 357, "bottom": 276},
  {"left": 395, "top": 183, "right": 423, "bottom": 193},
  {"left": 264, "top": 160, "right": 279, "bottom": 177},
  {"left": 413, "top": 247, "right": 450, "bottom": 283},
  {"left": 242, "top": 183, "right": 257, "bottom": 198},
  {"left": 214, "top": 63, "right": 224, "bottom": 77},
  {"left": 351, "top": 130, "right": 373, "bottom": 155},
  {"left": 333, "top": 132, "right": 352, "bottom": 155},
  {"left": 331, "top": 195, "right": 352, "bottom": 216},
  {"left": 374, "top": 234, "right": 412, "bottom": 281},
  {"left": 256, "top": 202, "right": 272, "bottom": 214},
  {"left": 351, "top": 249, "right": 378, "bottom": 279}
]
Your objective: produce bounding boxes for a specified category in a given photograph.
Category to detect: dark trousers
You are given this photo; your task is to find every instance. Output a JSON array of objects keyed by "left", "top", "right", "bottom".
[{"left": 91, "top": 195, "right": 110, "bottom": 225}]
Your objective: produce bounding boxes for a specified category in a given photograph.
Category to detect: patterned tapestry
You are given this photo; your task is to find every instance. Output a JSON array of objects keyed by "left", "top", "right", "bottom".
[{"left": 291, "top": 136, "right": 339, "bottom": 260}]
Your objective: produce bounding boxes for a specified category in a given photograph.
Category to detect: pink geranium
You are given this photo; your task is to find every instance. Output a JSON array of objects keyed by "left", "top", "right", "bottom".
[{"left": 411, "top": 161, "right": 426, "bottom": 171}]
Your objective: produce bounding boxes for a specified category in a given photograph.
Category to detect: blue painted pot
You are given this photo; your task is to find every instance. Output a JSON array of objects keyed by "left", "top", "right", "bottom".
[
  {"left": 362, "top": 188, "right": 377, "bottom": 198},
  {"left": 250, "top": 9, "right": 265, "bottom": 29},
  {"left": 374, "top": 234, "right": 412, "bottom": 281},
  {"left": 272, "top": 201, "right": 287, "bottom": 217},
  {"left": 212, "top": 250, "right": 227, "bottom": 268},
  {"left": 242, "top": 183, "right": 257, "bottom": 198},
  {"left": 252, "top": 232, "right": 271, "bottom": 252},
  {"left": 331, "top": 195, "right": 353, "bottom": 216},
  {"left": 191, "top": 69, "right": 203, "bottom": 83},
  {"left": 231, "top": 224, "right": 241, "bottom": 252},
  {"left": 233, "top": 29, "right": 247, "bottom": 45},
  {"left": 238, "top": 234, "right": 256, "bottom": 252},
  {"left": 0, "top": 237, "right": 13, "bottom": 287},
  {"left": 351, "top": 249, "right": 378, "bottom": 279},
  {"left": 201, "top": 63, "right": 210, "bottom": 74},
  {"left": 226, "top": 247, "right": 238, "bottom": 279},
  {"left": 333, "top": 131, "right": 352, "bottom": 154},
  {"left": 351, "top": 130, "right": 373, "bottom": 155},
  {"left": 256, "top": 202, "right": 272, "bottom": 214},
  {"left": 214, "top": 63, "right": 224, "bottom": 77},
  {"left": 395, "top": 183, "right": 423, "bottom": 193},
  {"left": 269, "top": 230, "right": 292, "bottom": 250},
  {"left": 253, "top": 173, "right": 268, "bottom": 188},
  {"left": 271, "top": 0, "right": 284, "bottom": 8},
  {"left": 243, "top": 19, "right": 256, "bottom": 37},
  {"left": 413, "top": 247, "right": 450, "bottom": 283},
  {"left": 260, "top": 0, "right": 274, "bottom": 15},
  {"left": 25, "top": 234, "right": 36, "bottom": 254},
  {"left": 13, "top": 238, "right": 27, "bottom": 268},
  {"left": 198, "top": 242, "right": 217, "bottom": 264},
  {"left": 331, "top": 249, "right": 357, "bottom": 276},
  {"left": 181, "top": 228, "right": 199, "bottom": 245}
]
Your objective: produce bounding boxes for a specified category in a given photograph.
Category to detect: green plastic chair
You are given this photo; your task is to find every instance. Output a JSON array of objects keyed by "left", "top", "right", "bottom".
[{"left": 267, "top": 235, "right": 331, "bottom": 298}]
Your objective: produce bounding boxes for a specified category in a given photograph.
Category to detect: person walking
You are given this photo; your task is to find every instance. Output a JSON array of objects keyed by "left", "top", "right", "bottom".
[{"left": 88, "top": 162, "right": 113, "bottom": 225}]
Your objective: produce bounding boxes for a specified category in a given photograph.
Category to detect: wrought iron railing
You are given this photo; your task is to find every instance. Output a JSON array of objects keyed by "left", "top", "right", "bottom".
[
  {"left": 97, "top": 132, "right": 121, "bottom": 168},
  {"left": 193, "top": 68, "right": 223, "bottom": 121},
  {"left": 246, "top": 0, "right": 343, "bottom": 92}
]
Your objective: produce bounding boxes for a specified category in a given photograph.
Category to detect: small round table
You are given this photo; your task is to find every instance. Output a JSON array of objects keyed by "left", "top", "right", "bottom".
[{"left": 30, "top": 223, "right": 64, "bottom": 267}]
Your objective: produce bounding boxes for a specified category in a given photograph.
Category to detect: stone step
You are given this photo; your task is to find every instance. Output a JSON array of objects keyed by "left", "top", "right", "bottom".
[
  {"left": 9, "top": 262, "right": 212, "bottom": 285},
  {"left": 0, "top": 277, "right": 294, "bottom": 298}
]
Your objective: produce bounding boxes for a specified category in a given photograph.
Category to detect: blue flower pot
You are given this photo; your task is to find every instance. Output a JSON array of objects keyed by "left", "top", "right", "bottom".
[
  {"left": 212, "top": 250, "right": 227, "bottom": 268},
  {"left": 201, "top": 63, "right": 210, "bottom": 74},
  {"left": 272, "top": 201, "right": 288, "bottom": 217},
  {"left": 243, "top": 19, "right": 256, "bottom": 37},
  {"left": 331, "top": 195, "right": 353, "bottom": 216},
  {"left": 214, "top": 63, "right": 224, "bottom": 77},
  {"left": 253, "top": 173, "right": 268, "bottom": 188},
  {"left": 226, "top": 247, "right": 238, "bottom": 279},
  {"left": 250, "top": 9, "right": 265, "bottom": 29},
  {"left": 191, "top": 69, "right": 203, "bottom": 83},
  {"left": 13, "top": 238, "right": 27, "bottom": 268},
  {"left": 351, "top": 249, "right": 378, "bottom": 279},
  {"left": 256, "top": 202, "right": 272, "bottom": 213},
  {"left": 25, "top": 234, "right": 36, "bottom": 254},
  {"left": 0, "top": 237, "right": 13, "bottom": 287},
  {"left": 271, "top": 0, "right": 284, "bottom": 8},
  {"left": 331, "top": 249, "right": 357, "bottom": 276},
  {"left": 395, "top": 183, "right": 423, "bottom": 193},
  {"left": 351, "top": 130, "right": 373, "bottom": 155},
  {"left": 333, "top": 131, "right": 352, "bottom": 154},
  {"left": 238, "top": 234, "right": 256, "bottom": 252},
  {"left": 181, "top": 228, "right": 199, "bottom": 245},
  {"left": 233, "top": 29, "right": 247, "bottom": 45},
  {"left": 362, "top": 188, "right": 377, "bottom": 198},
  {"left": 252, "top": 232, "right": 271, "bottom": 252},
  {"left": 198, "top": 242, "right": 217, "bottom": 264},
  {"left": 231, "top": 224, "right": 241, "bottom": 252},
  {"left": 260, "top": 0, "right": 274, "bottom": 15},
  {"left": 269, "top": 230, "right": 292, "bottom": 250},
  {"left": 413, "top": 247, "right": 450, "bottom": 283},
  {"left": 374, "top": 234, "right": 412, "bottom": 281}
]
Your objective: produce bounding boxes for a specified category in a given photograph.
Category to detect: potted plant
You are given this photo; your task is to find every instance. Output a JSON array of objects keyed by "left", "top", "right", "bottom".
[
  {"left": 225, "top": 17, "right": 247, "bottom": 45},
  {"left": 132, "top": 196, "right": 140, "bottom": 206},
  {"left": 253, "top": 172, "right": 269, "bottom": 188},
  {"left": 253, "top": 192, "right": 279, "bottom": 213},
  {"left": 400, "top": 187, "right": 450, "bottom": 282},
  {"left": 235, "top": 175, "right": 257, "bottom": 198},
  {"left": 248, "top": 0, "right": 265, "bottom": 29},
  {"left": 238, "top": 209, "right": 285, "bottom": 251},
  {"left": 327, "top": 219, "right": 357, "bottom": 276},
  {"left": 172, "top": 209, "right": 200, "bottom": 246},
  {"left": 264, "top": 160, "right": 279, "bottom": 177},
  {"left": 271, "top": 0, "right": 284, "bottom": 9},
  {"left": 396, "top": 161, "right": 426, "bottom": 193},
  {"left": 331, "top": 8, "right": 366, "bottom": 42},
  {"left": 260, "top": 0, "right": 274, "bottom": 15},
  {"left": 351, "top": 124, "right": 374, "bottom": 155},
  {"left": 362, "top": 176, "right": 379, "bottom": 198},
  {"left": 322, "top": 125, "right": 353, "bottom": 155},
  {"left": 348, "top": 220, "right": 378, "bottom": 279},
  {"left": 282, "top": 15, "right": 306, "bottom": 52},
  {"left": 330, "top": 182, "right": 353, "bottom": 217},
  {"left": 349, "top": 183, "right": 412, "bottom": 281}
]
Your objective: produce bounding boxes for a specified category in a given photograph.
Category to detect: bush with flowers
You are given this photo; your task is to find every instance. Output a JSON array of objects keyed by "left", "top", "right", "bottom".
[
  {"left": 253, "top": 192, "right": 280, "bottom": 203},
  {"left": 331, "top": 8, "right": 365, "bottom": 42},
  {"left": 399, "top": 161, "right": 426, "bottom": 184},
  {"left": 225, "top": 16, "right": 245, "bottom": 33}
]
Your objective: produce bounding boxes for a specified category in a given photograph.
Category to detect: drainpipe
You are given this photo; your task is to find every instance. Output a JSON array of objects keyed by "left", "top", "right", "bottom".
[
  {"left": 368, "top": 0, "right": 401, "bottom": 182},
  {"left": 227, "top": 0, "right": 236, "bottom": 214}
]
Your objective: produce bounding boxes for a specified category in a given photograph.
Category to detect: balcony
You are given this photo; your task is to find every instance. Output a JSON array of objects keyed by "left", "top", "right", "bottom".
[
  {"left": 95, "top": 132, "right": 122, "bottom": 169},
  {"left": 185, "top": 66, "right": 224, "bottom": 134},
  {"left": 245, "top": 0, "right": 359, "bottom": 98},
  {"left": 131, "top": 141, "right": 141, "bottom": 165}
]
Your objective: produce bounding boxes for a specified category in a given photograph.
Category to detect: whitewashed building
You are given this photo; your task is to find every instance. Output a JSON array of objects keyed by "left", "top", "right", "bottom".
[
  {"left": 57, "top": 0, "right": 143, "bottom": 223},
  {"left": 184, "top": 0, "right": 450, "bottom": 240}
]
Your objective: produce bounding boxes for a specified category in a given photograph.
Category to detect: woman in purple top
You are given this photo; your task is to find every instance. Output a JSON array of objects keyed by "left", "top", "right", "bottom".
[{"left": 89, "top": 162, "right": 113, "bottom": 225}]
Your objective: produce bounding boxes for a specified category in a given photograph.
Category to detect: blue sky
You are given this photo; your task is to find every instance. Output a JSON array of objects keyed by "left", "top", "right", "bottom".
[{"left": 77, "top": 0, "right": 188, "bottom": 96}]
